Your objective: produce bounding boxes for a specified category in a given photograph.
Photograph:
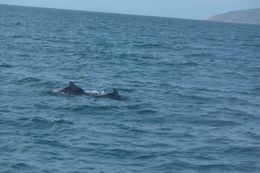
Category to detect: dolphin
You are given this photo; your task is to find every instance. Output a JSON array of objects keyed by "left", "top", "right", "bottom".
[
  {"left": 103, "top": 88, "right": 122, "bottom": 100},
  {"left": 59, "top": 81, "right": 122, "bottom": 100},
  {"left": 60, "top": 81, "right": 86, "bottom": 95}
]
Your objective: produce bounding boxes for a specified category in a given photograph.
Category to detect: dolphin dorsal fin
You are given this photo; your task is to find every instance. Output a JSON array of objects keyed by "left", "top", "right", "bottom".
[
  {"left": 113, "top": 88, "right": 118, "bottom": 94},
  {"left": 69, "top": 81, "right": 75, "bottom": 86}
]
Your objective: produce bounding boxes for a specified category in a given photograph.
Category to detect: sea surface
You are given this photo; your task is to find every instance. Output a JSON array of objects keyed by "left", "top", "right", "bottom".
[{"left": 0, "top": 5, "right": 260, "bottom": 173}]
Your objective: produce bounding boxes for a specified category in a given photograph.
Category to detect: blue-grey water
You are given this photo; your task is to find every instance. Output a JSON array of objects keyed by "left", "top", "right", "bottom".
[{"left": 0, "top": 4, "right": 260, "bottom": 173}]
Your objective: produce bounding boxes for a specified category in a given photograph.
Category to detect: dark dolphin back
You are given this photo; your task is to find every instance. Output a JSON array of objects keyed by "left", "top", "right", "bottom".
[
  {"left": 59, "top": 82, "right": 123, "bottom": 99},
  {"left": 105, "top": 88, "right": 122, "bottom": 100},
  {"left": 60, "top": 82, "right": 86, "bottom": 95}
]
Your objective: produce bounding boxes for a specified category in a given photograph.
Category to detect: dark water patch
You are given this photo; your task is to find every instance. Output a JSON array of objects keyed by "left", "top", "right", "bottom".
[
  {"left": 13, "top": 22, "right": 22, "bottom": 26},
  {"left": 153, "top": 161, "right": 198, "bottom": 172},
  {"left": 222, "top": 146, "right": 260, "bottom": 155},
  {"left": 12, "top": 34, "right": 23, "bottom": 39},
  {"left": 157, "top": 60, "right": 200, "bottom": 67},
  {"left": 252, "top": 86, "right": 260, "bottom": 93},
  {"left": 202, "top": 37, "right": 222, "bottom": 42},
  {"left": 0, "top": 63, "right": 13, "bottom": 68},
  {"left": 184, "top": 52, "right": 213, "bottom": 58},
  {"left": 11, "top": 162, "right": 33, "bottom": 170},
  {"left": 18, "top": 53, "right": 31, "bottom": 58},
  {"left": 0, "top": 144, "right": 17, "bottom": 153},
  {"left": 243, "top": 131, "right": 260, "bottom": 140},
  {"left": 240, "top": 43, "right": 260, "bottom": 48},
  {"left": 135, "top": 109, "right": 159, "bottom": 115}
]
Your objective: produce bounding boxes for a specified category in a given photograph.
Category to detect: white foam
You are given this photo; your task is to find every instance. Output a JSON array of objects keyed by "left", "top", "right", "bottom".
[{"left": 85, "top": 90, "right": 106, "bottom": 96}]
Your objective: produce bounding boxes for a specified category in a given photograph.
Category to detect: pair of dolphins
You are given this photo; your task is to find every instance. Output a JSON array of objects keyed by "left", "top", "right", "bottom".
[{"left": 59, "top": 81, "right": 122, "bottom": 100}]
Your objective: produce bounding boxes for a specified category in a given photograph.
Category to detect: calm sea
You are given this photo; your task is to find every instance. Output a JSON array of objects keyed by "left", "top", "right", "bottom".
[{"left": 0, "top": 4, "right": 260, "bottom": 173}]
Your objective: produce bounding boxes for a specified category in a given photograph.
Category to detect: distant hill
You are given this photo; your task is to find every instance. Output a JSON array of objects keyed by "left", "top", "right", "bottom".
[{"left": 209, "top": 8, "right": 260, "bottom": 25}]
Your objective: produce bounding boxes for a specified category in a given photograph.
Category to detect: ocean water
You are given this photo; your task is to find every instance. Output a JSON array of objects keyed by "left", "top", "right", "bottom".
[{"left": 0, "top": 4, "right": 260, "bottom": 173}]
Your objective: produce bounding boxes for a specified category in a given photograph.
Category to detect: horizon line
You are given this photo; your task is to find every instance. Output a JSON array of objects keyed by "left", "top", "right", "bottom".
[{"left": 0, "top": 3, "right": 204, "bottom": 21}]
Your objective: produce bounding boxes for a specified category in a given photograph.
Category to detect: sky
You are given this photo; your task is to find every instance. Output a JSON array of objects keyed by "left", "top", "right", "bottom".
[{"left": 0, "top": 0, "right": 260, "bottom": 19}]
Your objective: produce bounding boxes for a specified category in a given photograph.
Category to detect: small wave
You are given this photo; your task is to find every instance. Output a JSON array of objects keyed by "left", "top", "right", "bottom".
[
  {"left": 18, "top": 53, "right": 30, "bottom": 58},
  {"left": 69, "top": 105, "right": 120, "bottom": 113},
  {"left": 133, "top": 43, "right": 164, "bottom": 49},
  {"left": 101, "top": 148, "right": 139, "bottom": 159},
  {"left": 252, "top": 86, "right": 260, "bottom": 92},
  {"left": 134, "top": 153, "right": 157, "bottom": 160},
  {"left": 135, "top": 109, "right": 158, "bottom": 115},
  {"left": 185, "top": 53, "right": 212, "bottom": 58},
  {"left": 11, "top": 162, "right": 32, "bottom": 170},
  {"left": 124, "top": 104, "right": 144, "bottom": 110},
  {"left": 178, "top": 62, "right": 199, "bottom": 66},
  {"left": 18, "top": 77, "right": 41, "bottom": 83},
  {"left": 0, "top": 144, "right": 17, "bottom": 152},
  {"left": 244, "top": 131, "right": 260, "bottom": 140},
  {"left": 158, "top": 61, "right": 200, "bottom": 67},
  {"left": 240, "top": 43, "right": 260, "bottom": 48},
  {"left": 197, "top": 163, "right": 234, "bottom": 171},
  {"left": 203, "top": 37, "right": 221, "bottom": 42},
  {"left": 14, "top": 22, "right": 22, "bottom": 25},
  {"left": 18, "top": 117, "right": 74, "bottom": 129},
  {"left": 189, "top": 119, "right": 240, "bottom": 127},
  {"left": 33, "top": 139, "right": 69, "bottom": 149},
  {"left": 154, "top": 161, "right": 196, "bottom": 171},
  {"left": 222, "top": 146, "right": 260, "bottom": 155}
]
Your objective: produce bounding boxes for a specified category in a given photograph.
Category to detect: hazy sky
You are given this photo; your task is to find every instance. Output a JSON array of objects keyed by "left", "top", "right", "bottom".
[{"left": 0, "top": 0, "right": 260, "bottom": 19}]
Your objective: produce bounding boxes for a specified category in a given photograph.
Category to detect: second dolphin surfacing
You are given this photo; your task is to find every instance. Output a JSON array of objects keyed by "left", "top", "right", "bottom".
[{"left": 59, "top": 81, "right": 122, "bottom": 100}]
